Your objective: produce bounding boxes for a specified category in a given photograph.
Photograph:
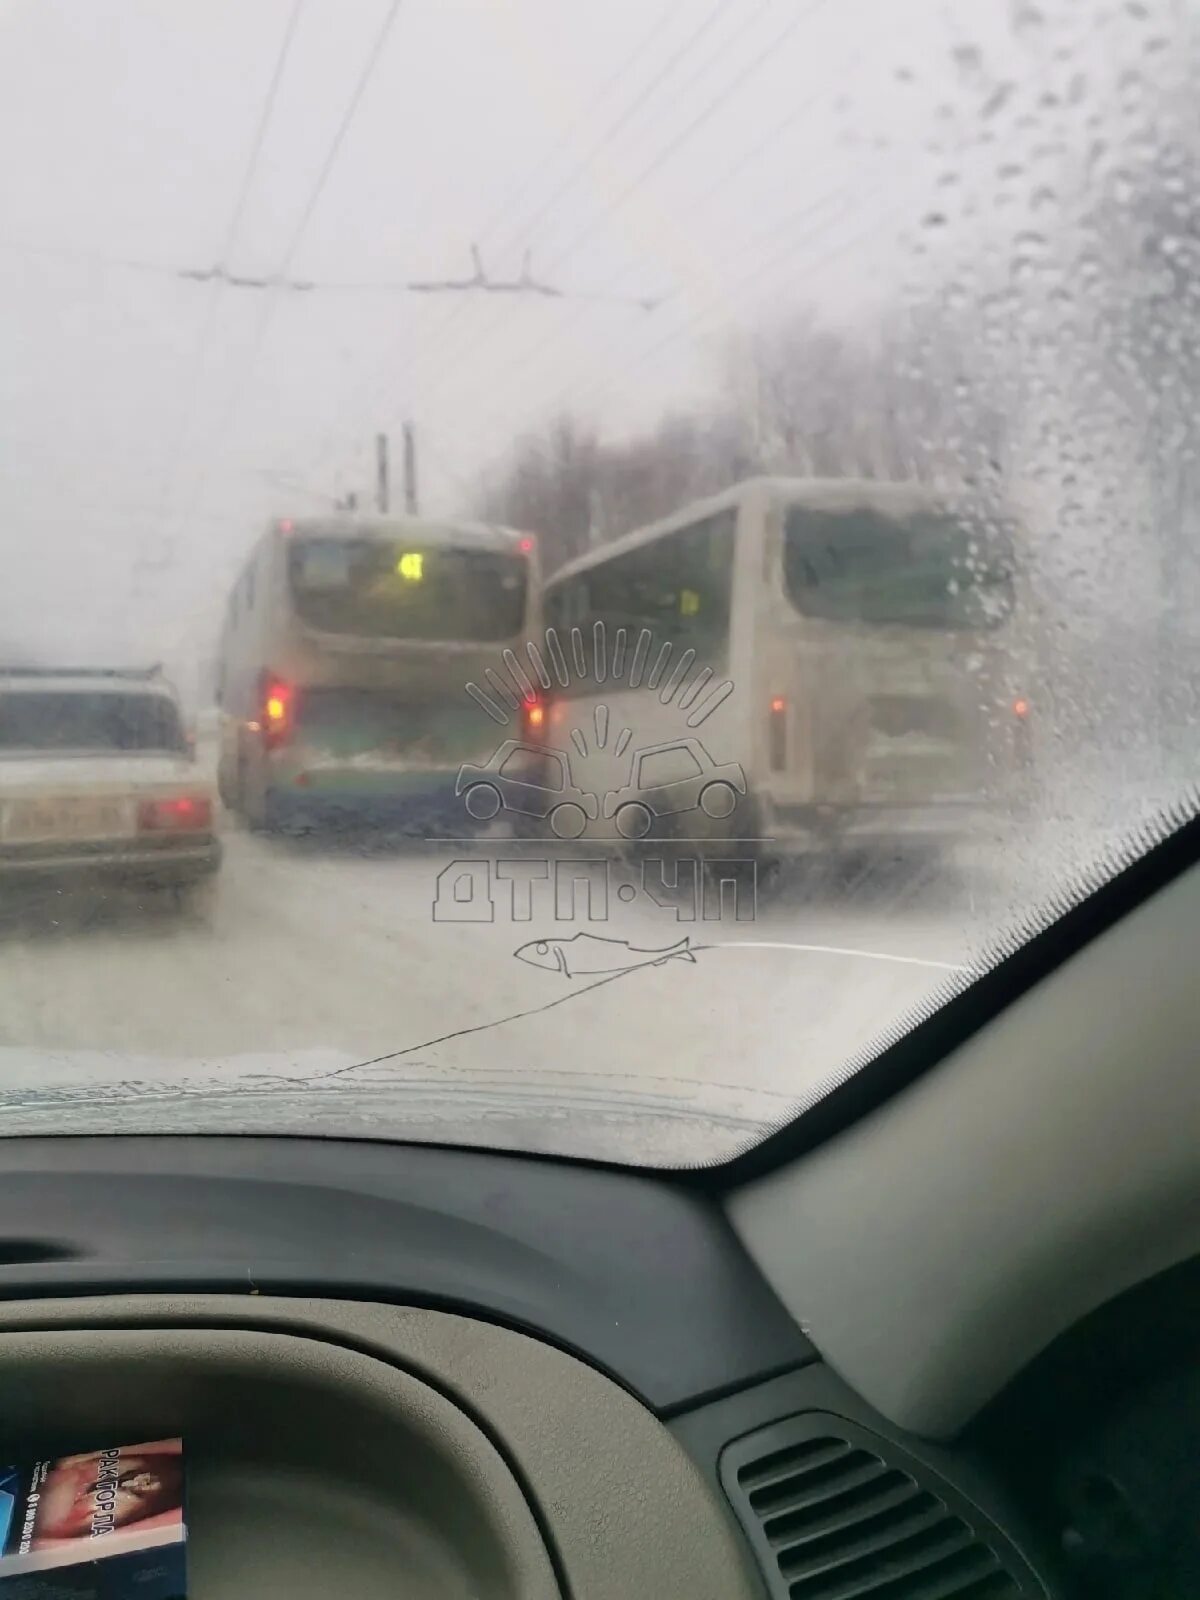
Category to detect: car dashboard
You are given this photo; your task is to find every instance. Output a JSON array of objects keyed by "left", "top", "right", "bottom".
[{"left": 0, "top": 1132, "right": 1139, "bottom": 1600}]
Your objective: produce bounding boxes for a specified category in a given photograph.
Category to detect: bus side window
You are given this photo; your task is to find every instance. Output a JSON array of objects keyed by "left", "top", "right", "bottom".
[
  {"left": 545, "top": 576, "right": 585, "bottom": 631},
  {"left": 662, "top": 513, "right": 735, "bottom": 654}
]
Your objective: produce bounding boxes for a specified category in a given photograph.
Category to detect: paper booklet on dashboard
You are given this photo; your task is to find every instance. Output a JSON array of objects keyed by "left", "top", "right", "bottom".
[{"left": 0, "top": 1440, "right": 186, "bottom": 1599}]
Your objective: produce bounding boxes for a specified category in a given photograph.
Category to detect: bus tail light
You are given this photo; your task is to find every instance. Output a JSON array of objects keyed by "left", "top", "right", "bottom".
[
  {"left": 1012, "top": 696, "right": 1033, "bottom": 767},
  {"left": 262, "top": 678, "right": 293, "bottom": 749},
  {"left": 138, "top": 796, "right": 213, "bottom": 832},
  {"left": 768, "top": 696, "right": 787, "bottom": 771}
]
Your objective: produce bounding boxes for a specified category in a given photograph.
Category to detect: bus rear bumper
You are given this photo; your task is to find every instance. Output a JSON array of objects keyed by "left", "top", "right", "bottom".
[
  {"left": 762, "top": 801, "right": 1007, "bottom": 852},
  {"left": 262, "top": 779, "right": 473, "bottom": 837}
]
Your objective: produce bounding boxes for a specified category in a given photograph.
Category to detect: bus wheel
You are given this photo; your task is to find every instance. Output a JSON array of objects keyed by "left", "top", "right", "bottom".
[
  {"left": 699, "top": 781, "right": 737, "bottom": 820},
  {"left": 550, "top": 802, "right": 587, "bottom": 840},
  {"left": 241, "top": 762, "right": 274, "bottom": 833},
  {"left": 464, "top": 782, "right": 501, "bottom": 821},
  {"left": 615, "top": 802, "right": 652, "bottom": 840}
]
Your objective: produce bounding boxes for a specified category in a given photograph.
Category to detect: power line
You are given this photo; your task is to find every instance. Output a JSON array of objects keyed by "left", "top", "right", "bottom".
[
  {"left": 450, "top": 180, "right": 857, "bottom": 458},
  {"left": 535, "top": 0, "right": 831, "bottom": 291},
  {"left": 308, "top": 0, "right": 740, "bottom": 489},
  {"left": 385, "top": 0, "right": 735, "bottom": 400},
  {"left": 385, "top": 0, "right": 758, "bottom": 417},
  {"left": 468, "top": 0, "right": 688, "bottom": 255},
  {"left": 451, "top": 171, "right": 850, "bottom": 429},
  {"left": 276, "top": 0, "right": 407, "bottom": 282},
  {"left": 530, "top": 185, "right": 909, "bottom": 430},
  {"left": 157, "top": 0, "right": 406, "bottom": 575},
  {"left": 217, "top": 0, "right": 308, "bottom": 270},
  {"left": 485, "top": 0, "right": 742, "bottom": 272},
  {"left": 144, "top": 0, "right": 306, "bottom": 539},
  {"left": 456, "top": 33, "right": 867, "bottom": 404},
  {"left": 402, "top": 0, "right": 828, "bottom": 433},
  {"left": 0, "top": 236, "right": 176, "bottom": 276}
]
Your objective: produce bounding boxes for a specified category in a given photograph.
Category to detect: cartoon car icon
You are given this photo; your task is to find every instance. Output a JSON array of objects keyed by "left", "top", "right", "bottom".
[
  {"left": 603, "top": 737, "right": 747, "bottom": 840},
  {"left": 455, "top": 739, "right": 600, "bottom": 839}
]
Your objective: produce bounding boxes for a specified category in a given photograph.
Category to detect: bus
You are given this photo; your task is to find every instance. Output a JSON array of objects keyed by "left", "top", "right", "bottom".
[
  {"left": 537, "top": 478, "right": 1031, "bottom": 863},
  {"left": 216, "top": 514, "right": 539, "bottom": 831}
]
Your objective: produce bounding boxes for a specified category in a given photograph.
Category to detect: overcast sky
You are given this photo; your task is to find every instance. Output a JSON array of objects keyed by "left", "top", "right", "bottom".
[{"left": 0, "top": 0, "right": 1167, "bottom": 697}]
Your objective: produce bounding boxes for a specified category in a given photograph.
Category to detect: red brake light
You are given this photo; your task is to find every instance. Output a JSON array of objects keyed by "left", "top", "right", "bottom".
[
  {"left": 138, "top": 796, "right": 213, "bottom": 832},
  {"left": 768, "top": 696, "right": 786, "bottom": 770},
  {"left": 262, "top": 679, "right": 293, "bottom": 747}
]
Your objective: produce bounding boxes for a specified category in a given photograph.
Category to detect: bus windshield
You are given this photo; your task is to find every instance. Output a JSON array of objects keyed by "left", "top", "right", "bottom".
[
  {"left": 782, "top": 507, "right": 1014, "bottom": 630},
  {"left": 289, "top": 538, "right": 528, "bottom": 641}
]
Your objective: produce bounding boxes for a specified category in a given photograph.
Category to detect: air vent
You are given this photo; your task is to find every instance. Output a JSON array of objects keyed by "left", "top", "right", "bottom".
[{"left": 721, "top": 1413, "right": 1039, "bottom": 1599}]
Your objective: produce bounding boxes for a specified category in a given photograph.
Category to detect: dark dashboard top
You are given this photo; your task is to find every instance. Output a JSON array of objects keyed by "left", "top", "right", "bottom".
[{"left": 0, "top": 1134, "right": 812, "bottom": 1410}]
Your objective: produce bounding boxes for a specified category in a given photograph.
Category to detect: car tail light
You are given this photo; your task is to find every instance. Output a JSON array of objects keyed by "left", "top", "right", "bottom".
[
  {"left": 1012, "top": 695, "right": 1033, "bottom": 767},
  {"left": 138, "top": 796, "right": 213, "bottom": 832},
  {"left": 768, "top": 696, "right": 786, "bottom": 771},
  {"left": 262, "top": 678, "right": 293, "bottom": 748}
]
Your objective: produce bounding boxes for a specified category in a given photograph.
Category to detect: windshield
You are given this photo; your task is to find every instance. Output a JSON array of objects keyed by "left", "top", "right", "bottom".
[
  {"left": 782, "top": 508, "right": 1014, "bottom": 629},
  {"left": 0, "top": 0, "right": 1196, "bottom": 1167},
  {"left": 288, "top": 538, "right": 527, "bottom": 641},
  {"left": 0, "top": 692, "right": 186, "bottom": 755}
]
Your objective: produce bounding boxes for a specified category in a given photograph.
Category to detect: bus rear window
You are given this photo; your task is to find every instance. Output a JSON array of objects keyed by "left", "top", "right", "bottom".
[
  {"left": 782, "top": 508, "right": 1014, "bottom": 629},
  {"left": 289, "top": 540, "right": 528, "bottom": 641},
  {"left": 294, "top": 688, "right": 481, "bottom": 761},
  {"left": 0, "top": 692, "right": 186, "bottom": 753}
]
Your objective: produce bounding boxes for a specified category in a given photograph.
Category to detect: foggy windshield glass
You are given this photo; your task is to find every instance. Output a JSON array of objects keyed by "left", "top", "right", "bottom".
[
  {"left": 782, "top": 509, "right": 1014, "bottom": 629},
  {"left": 0, "top": 0, "right": 1195, "bottom": 1168}
]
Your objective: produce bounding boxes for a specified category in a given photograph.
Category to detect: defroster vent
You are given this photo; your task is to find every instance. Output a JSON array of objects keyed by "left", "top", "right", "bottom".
[{"left": 720, "top": 1413, "right": 1042, "bottom": 1599}]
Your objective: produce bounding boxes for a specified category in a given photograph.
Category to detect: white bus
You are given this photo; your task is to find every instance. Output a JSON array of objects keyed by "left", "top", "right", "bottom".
[
  {"left": 538, "top": 478, "right": 1030, "bottom": 862},
  {"left": 216, "top": 514, "right": 539, "bottom": 831}
]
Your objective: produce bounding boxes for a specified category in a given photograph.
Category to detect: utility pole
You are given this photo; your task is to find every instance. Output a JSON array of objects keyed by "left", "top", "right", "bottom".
[
  {"left": 375, "top": 433, "right": 390, "bottom": 514},
  {"left": 403, "top": 420, "right": 418, "bottom": 515}
]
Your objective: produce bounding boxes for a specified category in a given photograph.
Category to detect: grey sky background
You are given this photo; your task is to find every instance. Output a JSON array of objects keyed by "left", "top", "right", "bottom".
[{"left": 0, "top": 0, "right": 1161, "bottom": 702}]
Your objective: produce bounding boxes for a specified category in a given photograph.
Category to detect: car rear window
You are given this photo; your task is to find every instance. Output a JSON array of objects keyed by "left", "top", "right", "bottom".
[{"left": 0, "top": 691, "right": 187, "bottom": 753}]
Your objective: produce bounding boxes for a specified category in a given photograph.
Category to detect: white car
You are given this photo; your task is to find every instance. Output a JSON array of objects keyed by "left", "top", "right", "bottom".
[{"left": 0, "top": 668, "right": 221, "bottom": 909}]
